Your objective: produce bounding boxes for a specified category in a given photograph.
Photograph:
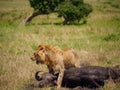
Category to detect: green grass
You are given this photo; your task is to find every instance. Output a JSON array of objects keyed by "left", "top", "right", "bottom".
[{"left": 0, "top": 0, "right": 120, "bottom": 90}]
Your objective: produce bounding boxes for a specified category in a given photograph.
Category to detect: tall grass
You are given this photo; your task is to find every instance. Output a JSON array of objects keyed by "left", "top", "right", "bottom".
[{"left": 0, "top": 0, "right": 120, "bottom": 90}]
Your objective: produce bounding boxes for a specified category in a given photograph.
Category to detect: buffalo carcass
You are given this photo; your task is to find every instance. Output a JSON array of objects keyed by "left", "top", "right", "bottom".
[{"left": 35, "top": 65, "right": 120, "bottom": 89}]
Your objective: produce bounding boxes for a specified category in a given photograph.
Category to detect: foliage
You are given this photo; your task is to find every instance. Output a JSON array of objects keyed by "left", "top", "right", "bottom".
[
  {"left": 103, "top": 34, "right": 120, "bottom": 41},
  {"left": 57, "top": 0, "right": 93, "bottom": 24},
  {"left": 29, "top": 0, "right": 64, "bottom": 14},
  {"left": 28, "top": 0, "right": 92, "bottom": 24}
]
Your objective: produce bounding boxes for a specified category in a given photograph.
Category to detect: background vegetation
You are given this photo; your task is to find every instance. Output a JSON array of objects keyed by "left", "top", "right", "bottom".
[
  {"left": 57, "top": 0, "right": 92, "bottom": 24},
  {"left": 25, "top": 0, "right": 92, "bottom": 25},
  {"left": 0, "top": 0, "right": 120, "bottom": 90}
]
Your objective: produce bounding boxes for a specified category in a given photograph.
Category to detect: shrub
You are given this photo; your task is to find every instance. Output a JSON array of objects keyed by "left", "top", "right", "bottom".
[
  {"left": 103, "top": 34, "right": 119, "bottom": 41},
  {"left": 25, "top": 0, "right": 92, "bottom": 25},
  {"left": 57, "top": 0, "right": 92, "bottom": 24},
  {"left": 24, "top": 0, "right": 65, "bottom": 24},
  {"left": 29, "top": 0, "right": 64, "bottom": 13}
]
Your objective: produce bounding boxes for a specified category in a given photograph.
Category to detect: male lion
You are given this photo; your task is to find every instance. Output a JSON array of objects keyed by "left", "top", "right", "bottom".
[{"left": 31, "top": 44, "right": 80, "bottom": 89}]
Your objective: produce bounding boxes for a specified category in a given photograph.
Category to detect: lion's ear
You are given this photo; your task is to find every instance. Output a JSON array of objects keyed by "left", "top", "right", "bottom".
[
  {"left": 38, "top": 45, "right": 42, "bottom": 47},
  {"left": 38, "top": 45, "right": 45, "bottom": 50},
  {"left": 38, "top": 45, "right": 41, "bottom": 48}
]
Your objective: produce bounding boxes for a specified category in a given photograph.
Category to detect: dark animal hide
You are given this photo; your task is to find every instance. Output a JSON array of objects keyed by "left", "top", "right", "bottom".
[{"left": 35, "top": 65, "right": 120, "bottom": 89}]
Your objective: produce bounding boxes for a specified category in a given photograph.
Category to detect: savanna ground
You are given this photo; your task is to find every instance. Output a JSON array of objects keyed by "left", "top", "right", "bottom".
[{"left": 0, "top": 0, "right": 120, "bottom": 90}]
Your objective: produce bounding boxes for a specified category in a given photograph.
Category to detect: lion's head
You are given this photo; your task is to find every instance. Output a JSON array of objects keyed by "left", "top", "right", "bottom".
[
  {"left": 31, "top": 48, "right": 46, "bottom": 64},
  {"left": 31, "top": 44, "right": 62, "bottom": 65}
]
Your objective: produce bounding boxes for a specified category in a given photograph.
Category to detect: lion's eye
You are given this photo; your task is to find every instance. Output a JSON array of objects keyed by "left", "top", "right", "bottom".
[
  {"left": 34, "top": 53, "right": 38, "bottom": 57},
  {"left": 43, "top": 50, "right": 46, "bottom": 54}
]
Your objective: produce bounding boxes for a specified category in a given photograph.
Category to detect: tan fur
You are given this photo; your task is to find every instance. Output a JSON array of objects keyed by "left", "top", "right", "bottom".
[{"left": 31, "top": 44, "right": 80, "bottom": 88}]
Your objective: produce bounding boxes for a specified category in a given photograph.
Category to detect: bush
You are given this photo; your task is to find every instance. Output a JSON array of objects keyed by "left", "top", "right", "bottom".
[
  {"left": 104, "top": 34, "right": 119, "bottom": 41},
  {"left": 29, "top": 0, "right": 64, "bottom": 13},
  {"left": 26, "top": 0, "right": 92, "bottom": 25},
  {"left": 57, "top": 0, "right": 92, "bottom": 24}
]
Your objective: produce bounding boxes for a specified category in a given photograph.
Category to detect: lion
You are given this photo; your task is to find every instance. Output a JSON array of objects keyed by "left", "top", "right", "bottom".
[{"left": 31, "top": 44, "right": 80, "bottom": 89}]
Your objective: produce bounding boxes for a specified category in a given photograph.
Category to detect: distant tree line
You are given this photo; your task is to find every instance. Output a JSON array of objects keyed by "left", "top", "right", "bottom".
[{"left": 24, "top": 0, "right": 92, "bottom": 25}]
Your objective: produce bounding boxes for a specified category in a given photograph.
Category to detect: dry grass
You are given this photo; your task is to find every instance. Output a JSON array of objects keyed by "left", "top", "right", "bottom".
[{"left": 0, "top": 0, "right": 120, "bottom": 90}]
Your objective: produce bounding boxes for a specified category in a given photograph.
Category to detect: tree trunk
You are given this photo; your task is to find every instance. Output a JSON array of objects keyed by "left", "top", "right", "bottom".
[{"left": 23, "top": 12, "right": 41, "bottom": 25}]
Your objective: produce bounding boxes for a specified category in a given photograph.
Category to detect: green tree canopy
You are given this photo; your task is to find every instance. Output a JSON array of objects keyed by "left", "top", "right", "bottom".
[
  {"left": 57, "top": 0, "right": 92, "bottom": 24},
  {"left": 29, "top": 0, "right": 64, "bottom": 13},
  {"left": 24, "top": 0, "right": 92, "bottom": 25}
]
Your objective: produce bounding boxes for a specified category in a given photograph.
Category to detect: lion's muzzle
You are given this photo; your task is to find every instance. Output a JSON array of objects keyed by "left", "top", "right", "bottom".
[{"left": 31, "top": 56, "right": 35, "bottom": 61}]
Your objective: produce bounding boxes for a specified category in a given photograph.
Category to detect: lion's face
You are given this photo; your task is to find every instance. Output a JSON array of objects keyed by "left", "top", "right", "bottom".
[{"left": 31, "top": 50, "right": 46, "bottom": 64}]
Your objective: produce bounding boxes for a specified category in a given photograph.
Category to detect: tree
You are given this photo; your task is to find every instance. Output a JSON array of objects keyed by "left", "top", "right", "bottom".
[
  {"left": 24, "top": 0, "right": 64, "bottom": 24},
  {"left": 24, "top": 0, "right": 92, "bottom": 25},
  {"left": 57, "top": 0, "right": 92, "bottom": 24}
]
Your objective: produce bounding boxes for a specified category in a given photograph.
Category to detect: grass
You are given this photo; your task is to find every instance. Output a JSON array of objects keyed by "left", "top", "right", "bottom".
[{"left": 0, "top": 0, "right": 120, "bottom": 90}]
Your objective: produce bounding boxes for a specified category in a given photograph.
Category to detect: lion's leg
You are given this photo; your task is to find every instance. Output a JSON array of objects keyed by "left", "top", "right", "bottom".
[
  {"left": 56, "top": 60, "right": 65, "bottom": 89},
  {"left": 57, "top": 68, "right": 64, "bottom": 89}
]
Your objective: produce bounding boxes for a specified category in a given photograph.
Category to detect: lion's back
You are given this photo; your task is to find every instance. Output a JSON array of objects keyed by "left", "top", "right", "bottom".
[
  {"left": 63, "top": 49, "right": 80, "bottom": 69},
  {"left": 38, "top": 44, "right": 80, "bottom": 70}
]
